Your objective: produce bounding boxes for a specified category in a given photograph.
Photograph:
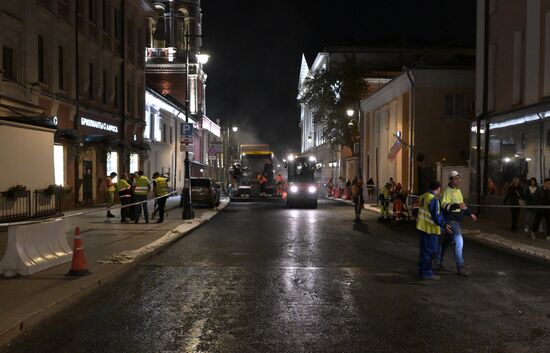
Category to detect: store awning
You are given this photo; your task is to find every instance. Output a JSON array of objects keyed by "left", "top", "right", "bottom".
[{"left": 55, "top": 128, "right": 80, "bottom": 140}]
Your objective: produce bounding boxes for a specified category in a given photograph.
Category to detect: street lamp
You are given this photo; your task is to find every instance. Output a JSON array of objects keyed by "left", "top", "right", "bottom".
[
  {"left": 225, "top": 123, "right": 238, "bottom": 188},
  {"left": 182, "top": 34, "right": 210, "bottom": 220},
  {"left": 346, "top": 108, "right": 355, "bottom": 117}
]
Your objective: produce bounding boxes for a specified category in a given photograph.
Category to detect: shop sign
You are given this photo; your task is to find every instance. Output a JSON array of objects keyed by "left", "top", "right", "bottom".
[{"left": 81, "top": 117, "right": 118, "bottom": 132}]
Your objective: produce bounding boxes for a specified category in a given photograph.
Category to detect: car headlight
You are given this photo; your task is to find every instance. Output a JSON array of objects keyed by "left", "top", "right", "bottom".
[
  {"left": 308, "top": 186, "right": 317, "bottom": 193},
  {"left": 290, "top": 185, "right": 298, "bottom": 193}
]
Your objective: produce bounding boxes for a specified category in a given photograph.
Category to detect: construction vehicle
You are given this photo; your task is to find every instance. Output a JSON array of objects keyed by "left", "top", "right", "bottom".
[
  {"left": 230, "top": 144, "right": 277, "bottom": 200},
  {"left": 285, "top": 153, "right": 318, "bottom": 208}
]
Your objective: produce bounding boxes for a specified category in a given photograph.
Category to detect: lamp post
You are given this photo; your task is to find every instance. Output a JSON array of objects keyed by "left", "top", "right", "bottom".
[
  {"left": 182, "top": 32, "right": 209, "bottom": 220},
  {"left": 346, "top": 106, "right": 361, "bottom": 180},
  {"left": 225, "top": 123, "right": 238, "bottom": 188}
]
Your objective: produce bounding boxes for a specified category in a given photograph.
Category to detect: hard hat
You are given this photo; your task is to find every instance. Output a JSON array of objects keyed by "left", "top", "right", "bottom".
[{"left": 449, "top": 170, "right": 461, "bottom": 178}]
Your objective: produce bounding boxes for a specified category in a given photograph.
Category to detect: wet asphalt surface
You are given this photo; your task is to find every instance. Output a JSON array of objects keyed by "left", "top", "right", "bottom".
[{"left": 2, "top": 200, "right": 550, "bottom": 353}]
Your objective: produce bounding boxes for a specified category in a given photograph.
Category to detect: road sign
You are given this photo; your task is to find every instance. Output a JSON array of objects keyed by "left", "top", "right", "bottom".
[
  {"left": 208, "top": 155, "right": 217, "bottom": 161},
  {"left": 180, "top": 143, "right": 193, "bottom": 152},
  {"left": 180, "top": 136, "right": 193, "bottom": 144},
  {"left": 181, "top": 122, "right": 193, "bottom": 138}
]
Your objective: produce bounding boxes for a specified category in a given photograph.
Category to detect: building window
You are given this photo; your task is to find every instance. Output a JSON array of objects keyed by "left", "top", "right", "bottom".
[
  {"left": 89, "top": 0, "right": 95, "bottom": 22},
  {"left": 107, "top": 152, "right": 118, "bottom": 178},
  {"left": 38, "top": 36, "right": 45, "bottom": 83},
  {"left": 114, "top": 8, "right": 120, "bottom": 40},
  {"left": 58, "top": 46, "right": 64, "bottom": 90},
  {"left": 102, "top": 0, "right": 108, "bottom": 31},
  {"left": 102, "top": 69, "right": 107, "bottom": 104},
  {"left": 130, "top": 153, "right": 139, "bottom": 173},
  {"left": 169, "top": 126, "right": 173, "bottom": 144},
  {"left": 2, "top": 46, "right": 15, "bottom": 80},
  {"left": 114, "top": 75, "right": 119, "bottom": 108},
  {"left": 89, "top": 63, "right": 94, "bottom": 100},
  {"left": 162, "top": 123, "right": 167, "bottom": 143},
  {"left": 444, "top": 94, "right": 466, "bottom": 118}
]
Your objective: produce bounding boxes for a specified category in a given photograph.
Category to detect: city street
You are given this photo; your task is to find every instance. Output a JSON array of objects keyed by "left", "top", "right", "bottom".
[{"left": 2, "top": 200, "right": 550, "bottom": 353}]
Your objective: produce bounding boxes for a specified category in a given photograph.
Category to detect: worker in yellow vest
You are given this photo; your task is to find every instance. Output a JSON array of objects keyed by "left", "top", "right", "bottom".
[
  {"left": 105, "top": 172, "right": 117, "bottom": 218},
  {"left": 116, "top": 173, "right": 132, "bottom": 223},
  {"left": 416, "top": 180, "right": 452, "bottom": 280},
  {"left": 436, "top": 170, "right": 477, "bottom": 276},
  {"left": 152, "top": 172, "right": 169, "bottom": 223},
  {"left": 133, "top": 170, "right": 151, "bottom": 224},
  {"left": 378, "top": 180, "right": 393, "bottom": 222}
]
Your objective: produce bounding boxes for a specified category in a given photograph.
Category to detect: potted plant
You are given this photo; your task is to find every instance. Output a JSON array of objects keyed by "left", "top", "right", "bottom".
[
  {"left": 5, "top": 184, "right": 28, "bottom": 199},
  {"left": 44, "top": 184, "right": 58, "bottom": 195}
]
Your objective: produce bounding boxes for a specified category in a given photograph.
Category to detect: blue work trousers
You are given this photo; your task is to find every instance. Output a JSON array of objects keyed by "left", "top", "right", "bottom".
[{"left": 418, "top": 231, "right": 439, "bottom": 278}]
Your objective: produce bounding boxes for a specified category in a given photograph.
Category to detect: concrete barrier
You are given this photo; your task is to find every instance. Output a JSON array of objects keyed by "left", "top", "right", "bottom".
[{"left": 0, "top": 219, "right": 72, "bottom": 277}]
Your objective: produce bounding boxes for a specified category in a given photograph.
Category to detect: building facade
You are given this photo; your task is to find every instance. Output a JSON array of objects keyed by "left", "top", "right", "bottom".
[
  {"left": 473, "top": 0, "right": 550, "bottom": 205},
  {"left": 361, "top": 67, "right": 475, "bottom": 195},
  {"left": 0, "top": 0, "right": 154, "bottom": 208}
]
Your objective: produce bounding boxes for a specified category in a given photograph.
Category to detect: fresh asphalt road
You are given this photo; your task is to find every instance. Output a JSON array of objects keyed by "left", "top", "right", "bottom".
[{"left": 2, "top": 200, "right": 550, "bottom": 353}]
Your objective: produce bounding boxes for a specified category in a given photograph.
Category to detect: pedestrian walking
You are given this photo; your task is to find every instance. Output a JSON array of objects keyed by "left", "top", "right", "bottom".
[
  {"left": 502, "top": 176, "right": 525, "bottom": 232},
  {"left": 531, "top": 178, "right": 550, "bottom": 240},
  {"left": 152, "top": 172, "right": 169, "bottom": 223},
  {"left": 116, "top": 173, "right": 132, "bottom": 223},
  {"left": 133, "top": 171, "right": 150, "bottom": 224},
  {"left": 378, "top": 180, "right": 393, "bottom": 222},
  {"left": 416, "top": 180, "right": 452, "bottom": 281},
  {"left": 352, "top": 178, "right": 364, "bottom": 222},
  {"left": 524, "top": 177, "right": 542, "bottom": 233},
  {"left": 105, "top": 172, "right": 117, "bottom": 218},
  {"left": 437, "top": 170, "right": 477, "bottom": 276}
]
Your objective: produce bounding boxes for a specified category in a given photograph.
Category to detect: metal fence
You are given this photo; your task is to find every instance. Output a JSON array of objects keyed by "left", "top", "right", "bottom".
[
  {"left": 0, "top": 190, "right": 32, "bottom": 222},
  {"left": 33, "top": 189, "right": 62, "bottom": 218}
]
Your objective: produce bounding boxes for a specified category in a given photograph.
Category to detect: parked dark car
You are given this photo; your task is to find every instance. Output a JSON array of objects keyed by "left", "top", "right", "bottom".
[{"left": 191, "top": 178, "right": 220, "bottom": 208}]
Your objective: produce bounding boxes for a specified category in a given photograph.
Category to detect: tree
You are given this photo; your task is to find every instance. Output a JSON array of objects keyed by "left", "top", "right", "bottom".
[{"left": 298, "top": 54, "right": 368, "bottom": 148}]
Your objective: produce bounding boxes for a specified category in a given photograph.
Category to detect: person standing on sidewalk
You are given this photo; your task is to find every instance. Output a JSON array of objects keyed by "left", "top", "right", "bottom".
[
  {"left": 531, "top": 178, "right": 550, "bottom": 240},
  {"left": 105, "top": 172, "right": 117, "bottom": 218},
  {"left": 116, "top": 173, "right": 132, "bottom": 223},
  {"left": 152, "top": 172, "right": 169, "bottom": 223},
  {"left": 133, "top": 171, "right": 151, "bottom": 224},
  {"left": 524, "top": 177, "right": 542, "bottom": 234},
  {"left": 378, "top": 181, "right": 393, "bottom": 222},
  {"left": 503, "top": 177, "right": 525, "bottom": 233},
  {"left": 352, "top": 178, "right": 365, "bottom": 223},
  {"left": 437, "top": 170, "right": 477, "bottom": 276},
  {"left": 417, "top": 180, "right": 452, "bottom": 281}
]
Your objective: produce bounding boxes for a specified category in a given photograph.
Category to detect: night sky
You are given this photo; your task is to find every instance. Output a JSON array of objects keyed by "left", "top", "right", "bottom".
[{"left": 202, "top": 0, "right": 476, "bottom": 158}]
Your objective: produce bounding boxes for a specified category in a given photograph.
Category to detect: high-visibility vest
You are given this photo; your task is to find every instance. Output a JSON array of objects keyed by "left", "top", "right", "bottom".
[
  {"left": 154, "top": 177, "right": 169, "bottom": 197},
  {"left": 105, "top": 176, "right": 115, "bottom": 192},
  {"left": 416, "top": 192, "right": 442, "bottom": 235},
  {"left": 116, "top": 179, "right": 131, "bottom": 198},
  {"left": 134, "top": 175, "right": 150, "bottom": 196},
  {"left": 441, "top": 186, "right": 463, "bottom": 214}
]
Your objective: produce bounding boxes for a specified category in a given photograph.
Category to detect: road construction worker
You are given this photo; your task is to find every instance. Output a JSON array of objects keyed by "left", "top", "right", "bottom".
[
  {"left": 436, "top": 170, "right": 476, "bottom": 276},
  {"left": 352, "top": 178, "right": 365, "bottom": 222},
  {"left": 378, "top": 180, "right": 393, "bottom": 222},
  {"left": 116, "top": 173, "right": 132, "bottom": 223},
  {"left": 105, "top": 172, "right": 117, "bottom": 218},
  {"left": 275, "top": 173, "right": 284, "bottom": 197},
  {"left": 133, "top": 171, "right": 151, "bottom": 224},
  {"left": 152, "top": 172, "right": 169, "bottom": 223},
  {"left": 257, "top": 173, "right": 267, "bottom": 197},
  {"left": 416, "top": 180, "right": 452, "bottom": 280}
]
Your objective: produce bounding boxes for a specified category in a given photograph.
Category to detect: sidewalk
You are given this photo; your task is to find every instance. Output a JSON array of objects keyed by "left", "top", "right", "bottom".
[
  {"left": 0, "top": 196, "right": 229, "bottom": 348},
  {"left": 327, "top": 196, "right": 550, "bottom": 264}
]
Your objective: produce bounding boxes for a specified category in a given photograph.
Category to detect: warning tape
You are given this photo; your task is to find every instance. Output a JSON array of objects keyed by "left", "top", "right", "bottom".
[{"left": 0, "top": 191, "right": 179, "bottom": 227}]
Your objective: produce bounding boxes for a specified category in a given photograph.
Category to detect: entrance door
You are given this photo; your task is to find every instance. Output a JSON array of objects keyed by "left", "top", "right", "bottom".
[{"left": 83, "top": 160, "right": 93, "bottom": 204}]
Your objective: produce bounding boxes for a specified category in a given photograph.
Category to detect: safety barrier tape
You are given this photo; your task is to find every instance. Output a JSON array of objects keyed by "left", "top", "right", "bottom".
[
  {"left": 0, "top": 191, "right": 179, "bottom": 228},
  {"left": 404, "top": 193, "right": 550, "bottom": 209}
]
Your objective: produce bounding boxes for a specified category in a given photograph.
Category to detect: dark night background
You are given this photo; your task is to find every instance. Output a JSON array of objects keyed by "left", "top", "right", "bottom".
[{"left": 202, "top": 0, "right": 476, "bottom": 158}]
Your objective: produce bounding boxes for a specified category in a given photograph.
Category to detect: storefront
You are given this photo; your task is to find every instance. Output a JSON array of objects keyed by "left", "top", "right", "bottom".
[{"left": 471, "top": 105, "right": 550, "bottom": 202}]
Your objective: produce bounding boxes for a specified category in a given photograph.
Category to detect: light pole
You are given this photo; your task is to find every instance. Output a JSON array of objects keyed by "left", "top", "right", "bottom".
[
  {"left": 225, "top": 124, "right": 238, "bottom": 188},
  {"left": 182, "top": 32, "right": 209, "bottom": 220},
  {"left": 347, "top": 106, "right": 361, "bottom": 179}
]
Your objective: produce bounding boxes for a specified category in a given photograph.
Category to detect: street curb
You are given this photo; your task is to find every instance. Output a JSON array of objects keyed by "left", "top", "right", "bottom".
[
  {"left": 0, "top": 200, "right": 230, "bottom": 350},
  {"left": 325, "top": 197, "right": 550, "bottom": 266}
]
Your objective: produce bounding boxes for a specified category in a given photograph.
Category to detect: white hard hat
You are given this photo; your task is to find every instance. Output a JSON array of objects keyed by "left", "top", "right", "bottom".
[{"left": 449, "top": 170, "right": 461, "bottom": 178}]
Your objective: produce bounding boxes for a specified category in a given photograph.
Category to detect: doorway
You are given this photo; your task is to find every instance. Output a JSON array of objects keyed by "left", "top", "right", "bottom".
[{"left": 83, "top": 160, "right": 93, "bottom": 204}]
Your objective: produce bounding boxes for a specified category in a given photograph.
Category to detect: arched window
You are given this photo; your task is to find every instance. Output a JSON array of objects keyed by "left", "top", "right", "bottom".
[
  {"left": 152, "top": 4, "right": 166, "bottom": 48},
  {"left": 176, "top": 8, "right": 189, "bottom": 52}
]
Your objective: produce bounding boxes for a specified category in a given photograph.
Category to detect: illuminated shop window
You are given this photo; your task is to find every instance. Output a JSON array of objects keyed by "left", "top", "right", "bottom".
[
  {"left": 54, "top": 144, "right": 64, "bottom": 185},
  {"left": 107, "top": 152, "right": 118, "bottom": 182},
  {"left": 130, "top": 153, "right": 139, "bottom": 173}
]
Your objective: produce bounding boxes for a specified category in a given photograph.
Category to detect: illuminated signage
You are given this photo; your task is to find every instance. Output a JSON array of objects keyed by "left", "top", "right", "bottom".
[{"left": 81, "top": 117, "right": 118, "bottom": 132}]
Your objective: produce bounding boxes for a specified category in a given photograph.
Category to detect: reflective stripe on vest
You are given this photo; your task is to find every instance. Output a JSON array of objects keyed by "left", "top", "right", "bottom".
[
  {"left": 134, "top": 176, "right": 150, "bottom": 195},
  {"left": 154, "top": 177, "right": 169, "bottom": 196},
  {"left": 416, "top": 192, "right": 442, "bottom": 235}
]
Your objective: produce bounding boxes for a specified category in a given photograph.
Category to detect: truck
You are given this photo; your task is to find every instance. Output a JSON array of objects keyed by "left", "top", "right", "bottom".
[
  {"left": 285, "top": 153, "right": 318, "bottom": 208},
  {"left": 230, "top": 144, "right": 277, "bottom": 200}
]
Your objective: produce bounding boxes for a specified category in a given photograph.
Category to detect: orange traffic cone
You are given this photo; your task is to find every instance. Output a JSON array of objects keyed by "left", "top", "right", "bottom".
[{"left": 67, "top": 227, "right": 91, "bottom": 276}]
